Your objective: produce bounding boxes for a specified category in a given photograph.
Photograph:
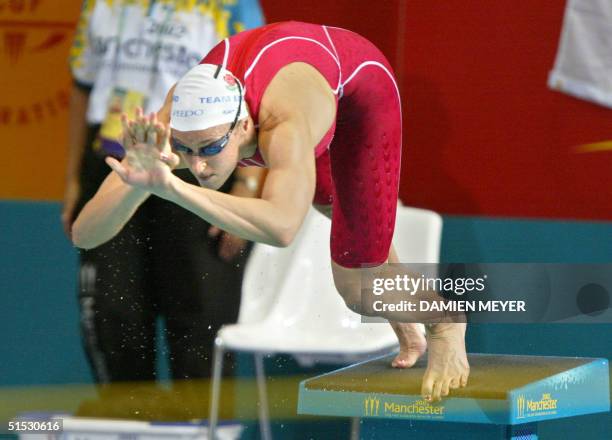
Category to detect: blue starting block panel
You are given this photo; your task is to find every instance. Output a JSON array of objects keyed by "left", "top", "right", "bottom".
[{"left": 298, "top": 353, "right": 609, "bottom": 435}]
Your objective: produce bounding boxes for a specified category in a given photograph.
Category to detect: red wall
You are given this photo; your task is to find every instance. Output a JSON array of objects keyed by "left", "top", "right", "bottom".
[{"left": 261, "top": 0, "right": 612, "bottom": 221}]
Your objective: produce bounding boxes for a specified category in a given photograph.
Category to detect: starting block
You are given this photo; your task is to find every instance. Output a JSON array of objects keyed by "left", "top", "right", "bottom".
[{"left": 298, "top": 353, "right": 610, "bottom": 439}]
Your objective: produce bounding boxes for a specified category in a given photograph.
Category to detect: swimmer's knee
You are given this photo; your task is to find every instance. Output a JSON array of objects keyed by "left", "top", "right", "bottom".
[
  {"left": 344, "top": 296, "right": 362, "bottom": 315},
  {"left": 332, "top": 262, "right": 386, "bottom": 317},
  {"left": 332, "top": 271, "right": 371, "bottom": 315},
  {"left": 336, "top": 286, "right": 363, "bottom": 314}
]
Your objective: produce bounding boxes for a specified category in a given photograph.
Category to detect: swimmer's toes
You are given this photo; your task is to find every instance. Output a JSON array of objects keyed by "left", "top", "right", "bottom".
[{"left": 391, "top": 349, "right": 424, "bottom": 369}]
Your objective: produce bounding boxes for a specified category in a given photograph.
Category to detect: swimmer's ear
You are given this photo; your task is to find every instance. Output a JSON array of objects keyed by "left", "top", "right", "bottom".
[
  {"left": 240, "top": 116, "right": 250, "bottom": 132},
  {"left": 157, "top": 83, "right": 176, "bottom": 125},
  {"left": 238, "top": 106, "right": 252, "bottom": 134}
]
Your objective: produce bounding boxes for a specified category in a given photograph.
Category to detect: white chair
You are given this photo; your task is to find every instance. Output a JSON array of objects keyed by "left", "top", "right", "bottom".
[
  {"left": 208, "top": 205, "right": 442, "bottom": 440},
  {"left": 235, "top": 241, "right": 299, "bottom": 326},
  {"left": 393, "top": 205, "right": 442, "bottom": 264}
]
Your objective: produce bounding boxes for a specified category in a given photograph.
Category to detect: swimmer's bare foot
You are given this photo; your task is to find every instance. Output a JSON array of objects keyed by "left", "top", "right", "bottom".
[
  {"left": 390, "top": 322, "right": 427, "bottom": 368},
  {"left": 421, "top": 322, "right": 469, "bottom": 402}
]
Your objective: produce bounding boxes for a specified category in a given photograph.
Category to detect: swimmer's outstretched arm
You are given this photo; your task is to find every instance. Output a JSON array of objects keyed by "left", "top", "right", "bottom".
[
  {"left": 70, "top": 114, "right": 160, "bottom": 249},
  {"left": 74, "top": 109, "right": 319, "bottom": 249},
  {"left": 164, "top": 120, "right": 317, "bottom": 246},
  {"left": 71, "top": 171, "right": 150, "bottom": 249},
  {"left": 73, "top": 89, "right": 188, "bottom": 249}
]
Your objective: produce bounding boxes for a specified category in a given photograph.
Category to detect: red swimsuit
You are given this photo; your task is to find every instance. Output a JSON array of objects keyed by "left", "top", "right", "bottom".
[{"left": 202, "top": 21, "right": 402, "bottom": 268}]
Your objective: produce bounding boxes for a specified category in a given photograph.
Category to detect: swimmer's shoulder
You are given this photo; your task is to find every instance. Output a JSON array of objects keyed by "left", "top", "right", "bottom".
[{"left": 258, "top": 62, "right": 336, "bottom": 147}]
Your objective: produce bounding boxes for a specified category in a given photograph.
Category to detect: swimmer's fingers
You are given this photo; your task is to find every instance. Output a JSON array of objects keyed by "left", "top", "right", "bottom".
[
  {"left": 154, "top": 121, "right": 171, "bottom": 151},
  {"left": 159, "top": 150, "right": 180, "bottom": 169},
  {"left": 105, "top": 156, "right": 129, "bottom": 182},
  {"left": 106, "top": 156, "right": 152, "bottom": 187},
  {"left": 146, "top": 112, "right": 158, "bottom": 147},
  {"left": 154, "top": 115, "right": 165, "bottom": 144},
  {"left": 145, "top": 112, "right": 167, "bottom": 149},
  {"left": 132, "top": 107, "right": 147, "bottom": 144},
  {"left": 135, "top": 106, "right": 144, "bottom": 121},
  {"left": 121, "top": 114, "right": 136, "bottom": 149},
  {"left": 151, "top": 118, "right": 178, "bottom": 168},
  {"left": 133, "top": 122, "right": 146, "bottom": 145}
]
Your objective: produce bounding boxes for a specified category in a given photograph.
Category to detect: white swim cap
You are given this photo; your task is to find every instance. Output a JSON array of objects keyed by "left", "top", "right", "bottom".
[{"left": 170, "top": 64, "right": 248, "bottom": 132}]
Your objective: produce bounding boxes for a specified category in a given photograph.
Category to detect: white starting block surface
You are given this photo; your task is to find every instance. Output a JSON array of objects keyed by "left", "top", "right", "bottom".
[{"left": 14, "top": 413, "right": 242, "bottom": 440}]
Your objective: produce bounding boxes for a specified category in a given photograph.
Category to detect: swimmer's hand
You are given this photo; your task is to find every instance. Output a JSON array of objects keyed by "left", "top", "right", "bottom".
[{"left": 106, "top": 108, "right": 180, "bottom": 194}]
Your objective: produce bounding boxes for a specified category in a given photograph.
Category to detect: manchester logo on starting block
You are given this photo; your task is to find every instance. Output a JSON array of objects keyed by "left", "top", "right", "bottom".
[
  {"left": 516, "top": 393, "right": 558, "bottom": 419},
  {"left": 363, "top": 395, "right": 381, "bottom": 416},
  {"left": 363, "top": 396, "right": 445, "bottom": 418}
]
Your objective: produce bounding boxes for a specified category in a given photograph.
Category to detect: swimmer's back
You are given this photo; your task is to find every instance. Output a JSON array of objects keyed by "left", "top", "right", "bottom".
[{"left": 201, "top": 21, "right": 393, "bottom": 162}]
